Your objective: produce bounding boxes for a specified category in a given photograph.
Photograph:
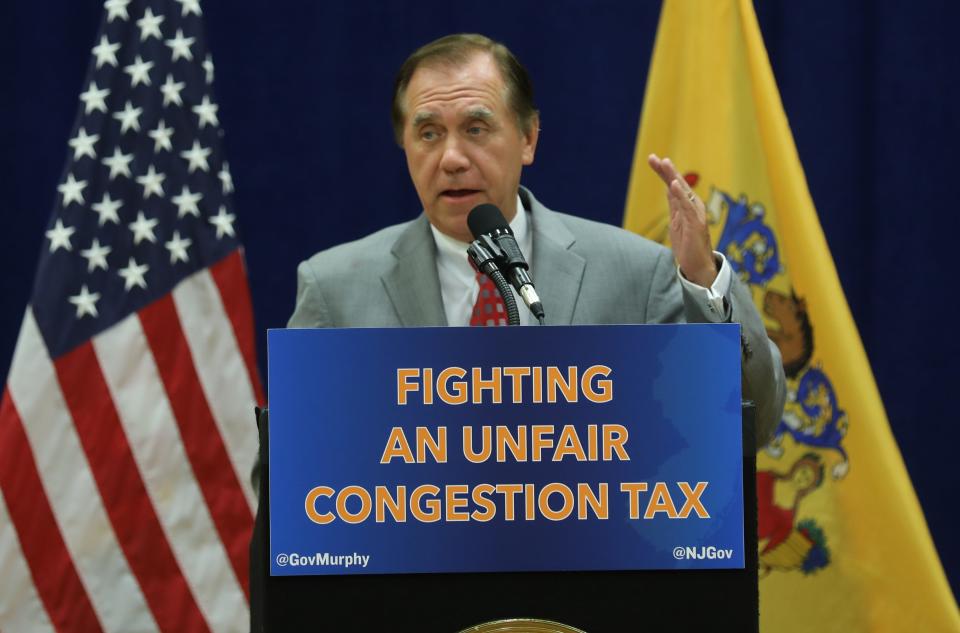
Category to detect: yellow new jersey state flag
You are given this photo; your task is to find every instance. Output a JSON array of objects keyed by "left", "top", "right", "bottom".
[{"left": 624, "top": 1, "right": 960, "bottom": 631}]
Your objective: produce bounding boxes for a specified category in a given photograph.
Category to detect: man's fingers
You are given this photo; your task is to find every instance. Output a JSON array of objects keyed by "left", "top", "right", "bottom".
[
  {"left": 648, "top": 154, "right": 693, "bottom": 197},
  {"left": 653, "top": 155, "right": 703, "bottom": 239},
  {"left": 669, "top": 179, "right": 696, "bottom": 212},
  {"left": 667, "top": 192, "right": 680, "bottom": 224},
  {"left": 660, "top": 157, "right": 684, "bottom": 185},
  {"left": 647, "top": 153, "right": 665, "bottom": 182},
  {"left": 647, "top": 153, "right": 673, "bottom": 186},
  {"left": 653, "top": 155, "right": 713, "bottom": 276}
]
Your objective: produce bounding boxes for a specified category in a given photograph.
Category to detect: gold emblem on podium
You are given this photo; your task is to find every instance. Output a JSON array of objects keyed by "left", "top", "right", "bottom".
[{"left": 458, "top": 618, "right": 587, "bottom": 633}]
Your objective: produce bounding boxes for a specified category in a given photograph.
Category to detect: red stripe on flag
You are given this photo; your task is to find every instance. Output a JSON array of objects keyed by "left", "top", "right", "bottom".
[
  {"left": 0, "top": 389, "right": 103, "bottom": 633},
  {"left": 138, "top": 296, "right": 253, "bottom": 599},
  {"left": 54, "top": 343, "right": 210, "bottom": 633},
  {"left": 210, "top": 250, "right": 265, "bottom": 406}
]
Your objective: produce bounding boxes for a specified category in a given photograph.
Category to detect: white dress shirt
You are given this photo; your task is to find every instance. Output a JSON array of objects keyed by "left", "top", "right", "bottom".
[
  {"left": 429, "top": 194, "right": 732, "bottom": 326},
  {"left": 431, "top": 195, "right": 535, "bottom": 326}
]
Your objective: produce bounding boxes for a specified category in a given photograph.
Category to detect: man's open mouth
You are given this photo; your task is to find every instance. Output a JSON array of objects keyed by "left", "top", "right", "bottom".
[{"left": 441, "top": 189, "right": 480, "bottom": 199}]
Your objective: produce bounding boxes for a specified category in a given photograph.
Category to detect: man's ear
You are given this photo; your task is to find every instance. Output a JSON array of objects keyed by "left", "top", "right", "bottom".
[{"left": 521, "top": 114, "right": 540, "bottom": 165}]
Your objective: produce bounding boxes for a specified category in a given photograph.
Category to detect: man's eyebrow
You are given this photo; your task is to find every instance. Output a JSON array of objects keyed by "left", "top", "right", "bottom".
[
  {"left": 411, "top": 112, "right": 436, "bottom": 127},
  {"left": 410, "top": 106, "right": 494, "bottom": 128},
  {"left": 465, "top": 106, "right": 494, "bottom": 120}
]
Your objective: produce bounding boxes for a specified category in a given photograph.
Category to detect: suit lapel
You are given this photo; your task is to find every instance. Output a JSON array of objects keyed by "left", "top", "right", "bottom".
[
  {"left": 382, "top": 215, "right": 447, "bottom": 326},
  {"left": 381, "top": 193, "right": 585, "bottom": 327},
  {"left": 524, "top": 189, "right": 586, "bottom": 325}
]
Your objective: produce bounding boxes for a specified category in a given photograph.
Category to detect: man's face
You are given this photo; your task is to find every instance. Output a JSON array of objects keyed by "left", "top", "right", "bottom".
[{"left": 401, "top": 52, "right": 539, "bottom": 243}]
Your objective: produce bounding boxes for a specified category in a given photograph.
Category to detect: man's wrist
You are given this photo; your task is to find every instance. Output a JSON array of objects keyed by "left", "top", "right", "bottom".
[
  {"left": 676, "top": 253, "right": 731, "bottom": 323},
  {"left": 680, "top": 257, "right": 720, "bottom": 288}
]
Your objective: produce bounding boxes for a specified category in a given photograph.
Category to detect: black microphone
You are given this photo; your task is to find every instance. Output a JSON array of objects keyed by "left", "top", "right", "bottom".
[{"left": 467, "top": 203, "right": 545, "bottom": 324}]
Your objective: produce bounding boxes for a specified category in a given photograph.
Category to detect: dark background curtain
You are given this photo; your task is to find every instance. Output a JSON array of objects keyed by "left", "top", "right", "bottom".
[{"left": 1, "top": 0, "right": 957, "bottom": 597}]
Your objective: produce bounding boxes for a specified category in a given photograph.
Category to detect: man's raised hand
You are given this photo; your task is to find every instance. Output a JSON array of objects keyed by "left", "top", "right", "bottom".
[{"left": 647, "top": 153, "right": 718, "bottom": 287}]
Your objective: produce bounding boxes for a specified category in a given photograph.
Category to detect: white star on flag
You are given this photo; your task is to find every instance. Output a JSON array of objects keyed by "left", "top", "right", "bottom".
[
  {"left": 192, "top": 95, "right": 219, "bottom": 129},
  {"left": 118, "top": 257, "right": 149, "bottom": 291},
  {"left": 124, "top": 55, "right": 155, "bottom": 87},
  {"left": 135, "top": 165, "right": 166, "bottom": 199},
  {"left": 136, "top": 7, "right": 165, "bottom": 41},
  {"left": 80, "top": 239, "right": 112, "bottom": 272},
  {"left": 91, "top": 35, "right": 120, "bottom": 68},
  {"left": 91, "top": 192, "right": 123, "bottom": 225},
  {"left": 176, "top": 0, "right": 202, "bottom": 17},
  {"left": 172, "top": 185, "right": 202, "bottom": 218},
  {"left": 218, "top": 162, "right": 234, "bottom": 194},
  {"left": 180, "top": 140, "right": 211, "bottom": 173},
  {"left": 68, "top": 127, "right": 99, "bottom": 160},
  {"left": 160, "top": 73, "right": 185, "bottom": 106},
  {"left": 128, "top": 211, "right": 159, "bottom": 244},
  {"left": 104, "top": 0, "right": 131, "bottom": 22},
  {"left": 209, "top": 205, "right": 236, "bottom": 239},
  {"left": 203, "top": 54, "right": 215, "bottom": 83},
  {"left": 45, "top": 219, "right": 76, "bottom": 253},
  {"left": 68, "top": 284, "right": 102, "bottom": 318},
  {"left": 58, "top": 173, "right": 87, "bottom": 207},
  {"left": 113, "top": 101, "right": 143, "bottom": 134},
  {"left": 165, "top": 29, "right": 196, "bottom": 62},
  {"left": 102, "top": 147, "right": 134, "bottom": 180},
  {"left": 165, "top": 231, "right": 193, "bottom": 264},
  {"left": 79, "top": 82, "right": 110, "bottom": 114},
  {"left": 148, "top": 119, "right": 174, "bottom": 153}
]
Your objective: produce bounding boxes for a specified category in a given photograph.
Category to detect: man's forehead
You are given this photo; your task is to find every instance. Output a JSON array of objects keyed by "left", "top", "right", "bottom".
[{"left": 404, "top": 54, "right": 506, "bottom": 105}]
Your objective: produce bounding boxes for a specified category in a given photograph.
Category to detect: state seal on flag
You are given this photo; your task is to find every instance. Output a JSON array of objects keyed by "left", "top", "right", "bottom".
[{"left": 699, "top": 178, "right": 850, "bottom": 578}]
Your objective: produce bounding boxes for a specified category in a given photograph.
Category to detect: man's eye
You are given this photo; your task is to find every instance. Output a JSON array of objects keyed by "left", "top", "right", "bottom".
[
  {"left": 467, "top": 126, "right": 486, "bottom": 136},
  {"left": 420, "top": 129, "right": 438, "bottom": 141}
]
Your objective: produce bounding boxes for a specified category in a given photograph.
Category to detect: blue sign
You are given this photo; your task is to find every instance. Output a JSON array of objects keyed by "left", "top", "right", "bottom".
[{"left": 268, "top": 324, "right": 744, "bottom": 576}]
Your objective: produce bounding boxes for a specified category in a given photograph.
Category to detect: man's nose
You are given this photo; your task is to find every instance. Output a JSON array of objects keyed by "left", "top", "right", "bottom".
[{"left": 439, "top": 138, "right": 470, "bottom": 174}]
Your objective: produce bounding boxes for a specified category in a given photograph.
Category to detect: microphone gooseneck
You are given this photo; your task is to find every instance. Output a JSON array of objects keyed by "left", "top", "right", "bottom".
[
  {"left": 487, "top": 268, "right": 521, "bottom": 326},
  {"left": 467, "top": 204, "right": 546, "bottom": 325},
  {"left": 466, "top": 238, "right": 521, "bottom": 325}
]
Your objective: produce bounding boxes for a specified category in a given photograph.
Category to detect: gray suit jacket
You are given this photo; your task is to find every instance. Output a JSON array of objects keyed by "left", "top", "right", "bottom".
[{"left": 289, "top": 187, "right": 785, "bottom": 446}]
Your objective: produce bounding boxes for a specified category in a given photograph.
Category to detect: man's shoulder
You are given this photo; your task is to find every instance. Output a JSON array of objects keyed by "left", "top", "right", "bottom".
[
  {"left": 562, "top": 211, "right": 665, "bottom": 248},
  {"left": 530, "top": 194, "right": 671, "bottom": 263},
  {"left": 298, "top": 217, "right": 420, "bottom": 280}
]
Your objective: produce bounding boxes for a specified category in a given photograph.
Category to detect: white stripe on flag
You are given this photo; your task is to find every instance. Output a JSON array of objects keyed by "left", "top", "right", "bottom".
[
  {"left": 172, "top": 269, "right": 258, "bottom": 510},
  {"left": 93, "top": 313, "right": 249, "bottom": 633},
  {"left": 0, "top": 489, "right": 56, "bottom": 633},
  {"left": 7, "top": 310, "right": 158, "bottom": 633}
]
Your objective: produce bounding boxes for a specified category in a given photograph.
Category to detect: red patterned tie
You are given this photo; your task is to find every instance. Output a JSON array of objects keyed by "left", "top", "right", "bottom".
[{"left": 470, "top": 271, "right": 508, "bottom": 326}]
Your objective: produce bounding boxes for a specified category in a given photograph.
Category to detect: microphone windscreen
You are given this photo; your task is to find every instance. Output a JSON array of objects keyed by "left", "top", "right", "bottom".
[{"left": 467, "top": 204, "right": 510, "bottom": 239}]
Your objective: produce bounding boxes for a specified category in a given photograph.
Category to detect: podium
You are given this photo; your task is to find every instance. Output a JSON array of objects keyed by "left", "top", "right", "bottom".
[{"left": 250, "top": 326, "right": 759, "bottom": 632}]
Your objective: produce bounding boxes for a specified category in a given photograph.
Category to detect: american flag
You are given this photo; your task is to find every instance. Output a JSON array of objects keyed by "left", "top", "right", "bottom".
[{"left": 0, "top": 1, "right": 263, "bottom": 631}]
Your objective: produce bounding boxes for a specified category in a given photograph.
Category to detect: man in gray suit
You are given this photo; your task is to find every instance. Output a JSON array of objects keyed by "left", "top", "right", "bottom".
[{"left": 288, "top": 33, "right": 786, "bottom": 446}]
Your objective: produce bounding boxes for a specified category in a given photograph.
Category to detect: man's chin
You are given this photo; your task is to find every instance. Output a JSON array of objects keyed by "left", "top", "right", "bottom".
[
  {"left": 428, "top": 198, "right": 487, "bottom": 242},
  {"left": 426, "top": 215, "right": 474, "bottom": 244}
]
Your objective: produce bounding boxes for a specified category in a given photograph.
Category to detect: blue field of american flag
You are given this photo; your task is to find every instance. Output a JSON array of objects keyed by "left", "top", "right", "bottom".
[{"left": 0, "top": 1, "right": 263, "bottom": 631}]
